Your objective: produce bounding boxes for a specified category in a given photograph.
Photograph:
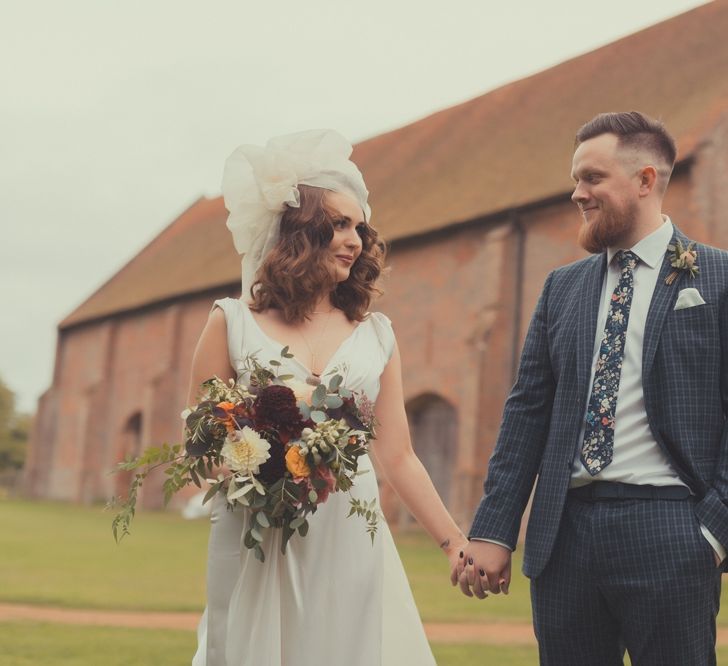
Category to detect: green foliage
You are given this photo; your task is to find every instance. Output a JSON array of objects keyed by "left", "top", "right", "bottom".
[
  {"left": 107, "top": 444, "right": 187, "bottom": 542},
  {"left": 0, "top": 377, "right": 31, "bottom": 472},
  {"left": 348, "top": 497, "right": 380, "bottom": 543}
]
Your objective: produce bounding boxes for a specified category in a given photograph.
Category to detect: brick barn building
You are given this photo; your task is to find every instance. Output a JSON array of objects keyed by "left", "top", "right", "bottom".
[{"left": 25, "top": 2, "right": 728, "bottom": 527}]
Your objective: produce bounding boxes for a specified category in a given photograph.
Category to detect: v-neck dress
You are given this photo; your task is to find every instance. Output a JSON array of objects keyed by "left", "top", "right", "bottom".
[{"left": 192, "top": 298, "right": 435, "bottom": 666}]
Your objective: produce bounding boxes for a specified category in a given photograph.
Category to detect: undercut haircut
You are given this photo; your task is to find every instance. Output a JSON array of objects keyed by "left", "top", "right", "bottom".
[{"left": 575, "top": 111, "right": 677, "bottom": 189}]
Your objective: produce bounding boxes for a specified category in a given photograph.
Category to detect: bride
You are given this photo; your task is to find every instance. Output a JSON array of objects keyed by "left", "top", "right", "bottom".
[{"left": 188, "top": 129, "right": 466, "bottom": 665}]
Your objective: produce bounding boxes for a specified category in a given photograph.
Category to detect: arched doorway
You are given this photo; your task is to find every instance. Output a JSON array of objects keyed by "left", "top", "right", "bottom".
[
  {"left": 402, "top": 394, "right": 458, "bottom": 525},
  {"left": 114, "top": 412, "right": 143, "bottom": 499}
]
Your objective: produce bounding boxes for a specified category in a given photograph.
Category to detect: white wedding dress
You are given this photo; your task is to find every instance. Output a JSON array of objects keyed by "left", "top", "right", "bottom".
[{"left": 192, "top": 298, "right": 436, "bottom": 666}]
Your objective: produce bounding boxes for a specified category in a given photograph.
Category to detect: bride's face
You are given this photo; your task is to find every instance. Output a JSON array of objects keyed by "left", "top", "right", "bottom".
[{"left": 324, "top": 191, "right": 365, "bottom": 283}]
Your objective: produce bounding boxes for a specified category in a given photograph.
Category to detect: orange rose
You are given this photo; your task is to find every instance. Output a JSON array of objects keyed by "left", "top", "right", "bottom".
[
  {"left": 215, "top": 401, "right": 237, "bottom": 432},
  {"left": 285, "top": 446, "right": 311, "bottom": 478}
]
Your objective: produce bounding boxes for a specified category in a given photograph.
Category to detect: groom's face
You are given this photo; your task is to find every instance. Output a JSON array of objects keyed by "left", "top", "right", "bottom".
[{"left": 571, "top": 133, "right": 641, "bottom": 253}]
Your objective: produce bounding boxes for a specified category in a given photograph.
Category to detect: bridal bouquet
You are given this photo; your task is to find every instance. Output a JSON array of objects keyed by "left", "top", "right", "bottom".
[{"left": 110, "top": 347, "right": 380, "bottom": 561}]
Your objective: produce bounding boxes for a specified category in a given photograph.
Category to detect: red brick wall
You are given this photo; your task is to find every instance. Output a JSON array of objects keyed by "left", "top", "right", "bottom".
[{"left": 25, "top": 159, "right": 723, "bottom": 532}]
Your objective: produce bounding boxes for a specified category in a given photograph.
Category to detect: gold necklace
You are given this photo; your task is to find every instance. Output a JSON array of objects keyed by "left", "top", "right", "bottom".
[{"left": 298, "top": 310, "right": 333, "bottom": 385}]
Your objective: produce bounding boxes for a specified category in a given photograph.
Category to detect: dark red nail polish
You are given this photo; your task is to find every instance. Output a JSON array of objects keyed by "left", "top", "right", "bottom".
[
  {"left": 479, "top": 568, "right": 485, "bottom": 576},
  {"left": 459, "top": 551, "right": 463, "bottom": 558},
  {"left": 468, "top": 557, "right": 473, "bottom": 565}
]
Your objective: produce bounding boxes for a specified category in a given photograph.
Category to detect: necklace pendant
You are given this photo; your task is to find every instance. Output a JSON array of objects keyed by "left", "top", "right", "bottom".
[{"left": 305, "top": 374, "right": 322, "bottom": 386}]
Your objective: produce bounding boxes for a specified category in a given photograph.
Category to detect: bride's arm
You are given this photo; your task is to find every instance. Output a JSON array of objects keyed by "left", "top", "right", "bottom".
[
  {"left": 184, "top": 308, "right": 236, "bottom": 408},
  {"left": 370, "top": 340, "right": 467, "bottom": 566},
  {"left": 182, "top": 309, "right": 237, "bottom": 465}
]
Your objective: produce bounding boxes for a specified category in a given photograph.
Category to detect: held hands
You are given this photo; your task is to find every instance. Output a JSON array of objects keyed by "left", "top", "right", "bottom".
[{"left": 450, "top": 541, "right": 511, "bottom": 600}]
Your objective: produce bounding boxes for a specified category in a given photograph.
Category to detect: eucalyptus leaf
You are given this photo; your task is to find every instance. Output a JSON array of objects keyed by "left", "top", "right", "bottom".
[
  {"left": 250, "top": 527, "right": 263, "bottom": 542},
  {"left": 308, "top": 490, "right": 318, "bottom": 503},
  {"left": 202, "top": 482, "right": 221, "bottom": 504},
  {"left": 312, "top": 384, "right": 326, "bottom": 407},
  {"left": 328, "top": 374, "right": 343, "bottom": 391},
  {"left": 229, "top": 483, "right": 255, "bottom": 500},
  {"left": 256, "top": 512, "right": 270, "bottom": 528},
  {"left": 310, "top": 410, "right": 326, "bottom": 423},
  {"left": 289, "top": 516, "right": 305, "bottom": 530},
  {"left": 243, "top": 529, "right": 257, "bottom": 549},
  {"left": 325, "top": 395, "right": 343, "bottom": 409},
  {"left": 298, "top": 520, "right": 309, "bottom": 537}
]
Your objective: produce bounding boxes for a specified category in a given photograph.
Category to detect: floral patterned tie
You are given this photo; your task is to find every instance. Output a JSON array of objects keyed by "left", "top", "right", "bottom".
[{"left": 581, "top": 250, "right": 639, "bottom": 476}]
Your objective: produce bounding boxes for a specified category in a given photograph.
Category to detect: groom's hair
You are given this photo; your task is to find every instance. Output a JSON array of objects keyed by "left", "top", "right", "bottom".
[{"left": 575, "top": 111, "right": 677, "bottom": 191}]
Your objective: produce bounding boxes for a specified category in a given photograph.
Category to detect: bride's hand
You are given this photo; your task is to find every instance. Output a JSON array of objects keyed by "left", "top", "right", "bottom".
[{"left": 442, "top": 535, "right": 469, "bottom": 574}]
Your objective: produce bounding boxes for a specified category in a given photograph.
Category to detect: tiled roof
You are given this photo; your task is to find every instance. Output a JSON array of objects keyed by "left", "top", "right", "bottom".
[
  {"left": 60, "top": 197, "right": 234, "bottom": 328},
  {"left": 61, "top": 1, "right": 728, "bottom": 328}
]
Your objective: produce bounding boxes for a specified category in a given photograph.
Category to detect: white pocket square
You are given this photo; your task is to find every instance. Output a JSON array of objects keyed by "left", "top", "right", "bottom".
[{"left": 674, "top": 287, "right": 706, "bottom": 310}]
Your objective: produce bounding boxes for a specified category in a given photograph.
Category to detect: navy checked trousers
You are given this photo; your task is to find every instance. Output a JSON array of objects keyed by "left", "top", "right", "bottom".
[{"left": 531, "top": 496, "right": 722, "bottom": 665}]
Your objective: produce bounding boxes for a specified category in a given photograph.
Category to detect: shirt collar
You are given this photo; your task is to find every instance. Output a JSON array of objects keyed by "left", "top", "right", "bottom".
[{"left": 607, "top": 216, "right": 673, "bottom": 269}]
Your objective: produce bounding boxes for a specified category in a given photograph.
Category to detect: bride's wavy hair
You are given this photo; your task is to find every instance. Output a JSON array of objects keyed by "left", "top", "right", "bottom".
[{"left": 250, "top": 185, "right": 386, "bottom": 323}]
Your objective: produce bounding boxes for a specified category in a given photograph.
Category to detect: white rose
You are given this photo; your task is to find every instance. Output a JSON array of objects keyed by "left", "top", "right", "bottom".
[
  {"left": 285, "top": 378, "right": 316, "bottom": 404},
  {"left": 220, "top": 426, "right": 271, "bottom": 475}
]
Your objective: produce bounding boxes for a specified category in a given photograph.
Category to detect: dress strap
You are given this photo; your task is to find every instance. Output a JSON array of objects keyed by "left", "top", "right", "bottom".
[
  {"left": 367, "top": 312, "right": 396, "bottom": 363},
  {"left": 210, "top": 298, "right": 246, "bottom": 374}
]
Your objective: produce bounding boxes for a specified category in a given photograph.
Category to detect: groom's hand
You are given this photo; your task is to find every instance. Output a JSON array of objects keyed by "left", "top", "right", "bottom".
[{"left": 451, "top": 541, "right": 511, "bottom": 599}]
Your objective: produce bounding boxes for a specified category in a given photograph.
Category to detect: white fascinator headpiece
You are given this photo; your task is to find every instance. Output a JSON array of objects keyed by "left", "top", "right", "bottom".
[{"left": 221, "top": 129, "right": 371, "bottom": 296}]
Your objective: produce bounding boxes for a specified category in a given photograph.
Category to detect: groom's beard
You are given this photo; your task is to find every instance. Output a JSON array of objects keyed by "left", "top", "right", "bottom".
[{"left": 578, "top": 200, "right": 638, "bottom": 254}]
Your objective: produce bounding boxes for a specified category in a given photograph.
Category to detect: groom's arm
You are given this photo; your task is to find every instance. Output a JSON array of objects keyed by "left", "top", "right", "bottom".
[{"left": 468, "top": 271, "right": 557, "bottom": 549}]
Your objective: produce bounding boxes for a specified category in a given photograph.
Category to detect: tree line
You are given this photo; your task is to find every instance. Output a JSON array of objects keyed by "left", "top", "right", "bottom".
[{"left": 0, "top": 376, "right": 31, "bottom": 473}]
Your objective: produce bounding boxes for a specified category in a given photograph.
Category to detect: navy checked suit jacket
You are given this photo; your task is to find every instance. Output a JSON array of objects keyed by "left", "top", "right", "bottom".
[{"left": 469, "top": 225, "right": 728, "bottom": 578}]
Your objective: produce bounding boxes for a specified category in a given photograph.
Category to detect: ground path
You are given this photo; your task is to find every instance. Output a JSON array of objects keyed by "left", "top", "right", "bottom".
[
  {"left": 2, "top": 603, "right": 728, "bottom": 645},
  {"left": 0, "top": 602, "right": 533, "bottom": 644}
]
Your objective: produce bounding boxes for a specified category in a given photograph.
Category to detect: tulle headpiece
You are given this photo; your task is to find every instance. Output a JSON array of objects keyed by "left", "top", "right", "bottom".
[{"left": 221, "top": 129, "right": 371, "bottom": 296}]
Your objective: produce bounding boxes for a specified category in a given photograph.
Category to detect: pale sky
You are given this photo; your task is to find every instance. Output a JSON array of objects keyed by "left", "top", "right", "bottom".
[{"left": 0, "top": 0, "right": 708, "bottom": 412}]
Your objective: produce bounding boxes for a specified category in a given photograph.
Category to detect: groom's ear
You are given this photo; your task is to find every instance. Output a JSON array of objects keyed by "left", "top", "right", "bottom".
[{"left": 637, "top": 165, "right": 658, "bottom": 197}]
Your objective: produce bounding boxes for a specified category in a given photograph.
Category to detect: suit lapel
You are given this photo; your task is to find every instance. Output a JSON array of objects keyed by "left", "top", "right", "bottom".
[
  {"left": 642, "top": 226, "right": 690, "bottom": 379},
  {"left": 576, "top": 253, "right": 607, "bottom": 398}
]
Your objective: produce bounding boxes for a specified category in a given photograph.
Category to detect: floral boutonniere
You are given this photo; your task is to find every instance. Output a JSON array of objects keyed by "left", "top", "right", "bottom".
[{"left": 665, "top": 239, "right": 699, "bottom": 285}]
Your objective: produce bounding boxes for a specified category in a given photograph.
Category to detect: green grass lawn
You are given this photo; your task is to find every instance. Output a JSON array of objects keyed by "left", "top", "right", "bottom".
[
  {"left": 2, "top": 497, "right": 728, "bottom": 666},
  {"left": 3, "top": 623, "right": 727, "bottom": 666},
  {"left": 0, "top": 498, "right": 533, "bottom": 621},
  {"left": 0, "top": 622, "right": 197, "bottom": 666},
  {"left": 0, "top": 621, "right": 543, "bottom": 666},
  {"left": 0, "top": 498, "right": 209, "bottom": 611},
  {"left": 2, "top": 497, "right": 727, "bottom": 623}
]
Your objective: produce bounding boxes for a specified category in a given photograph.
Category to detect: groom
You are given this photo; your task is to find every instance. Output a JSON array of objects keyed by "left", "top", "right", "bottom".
[{"left": 456, "top": 111, "right": 728, "bottom": 665}]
